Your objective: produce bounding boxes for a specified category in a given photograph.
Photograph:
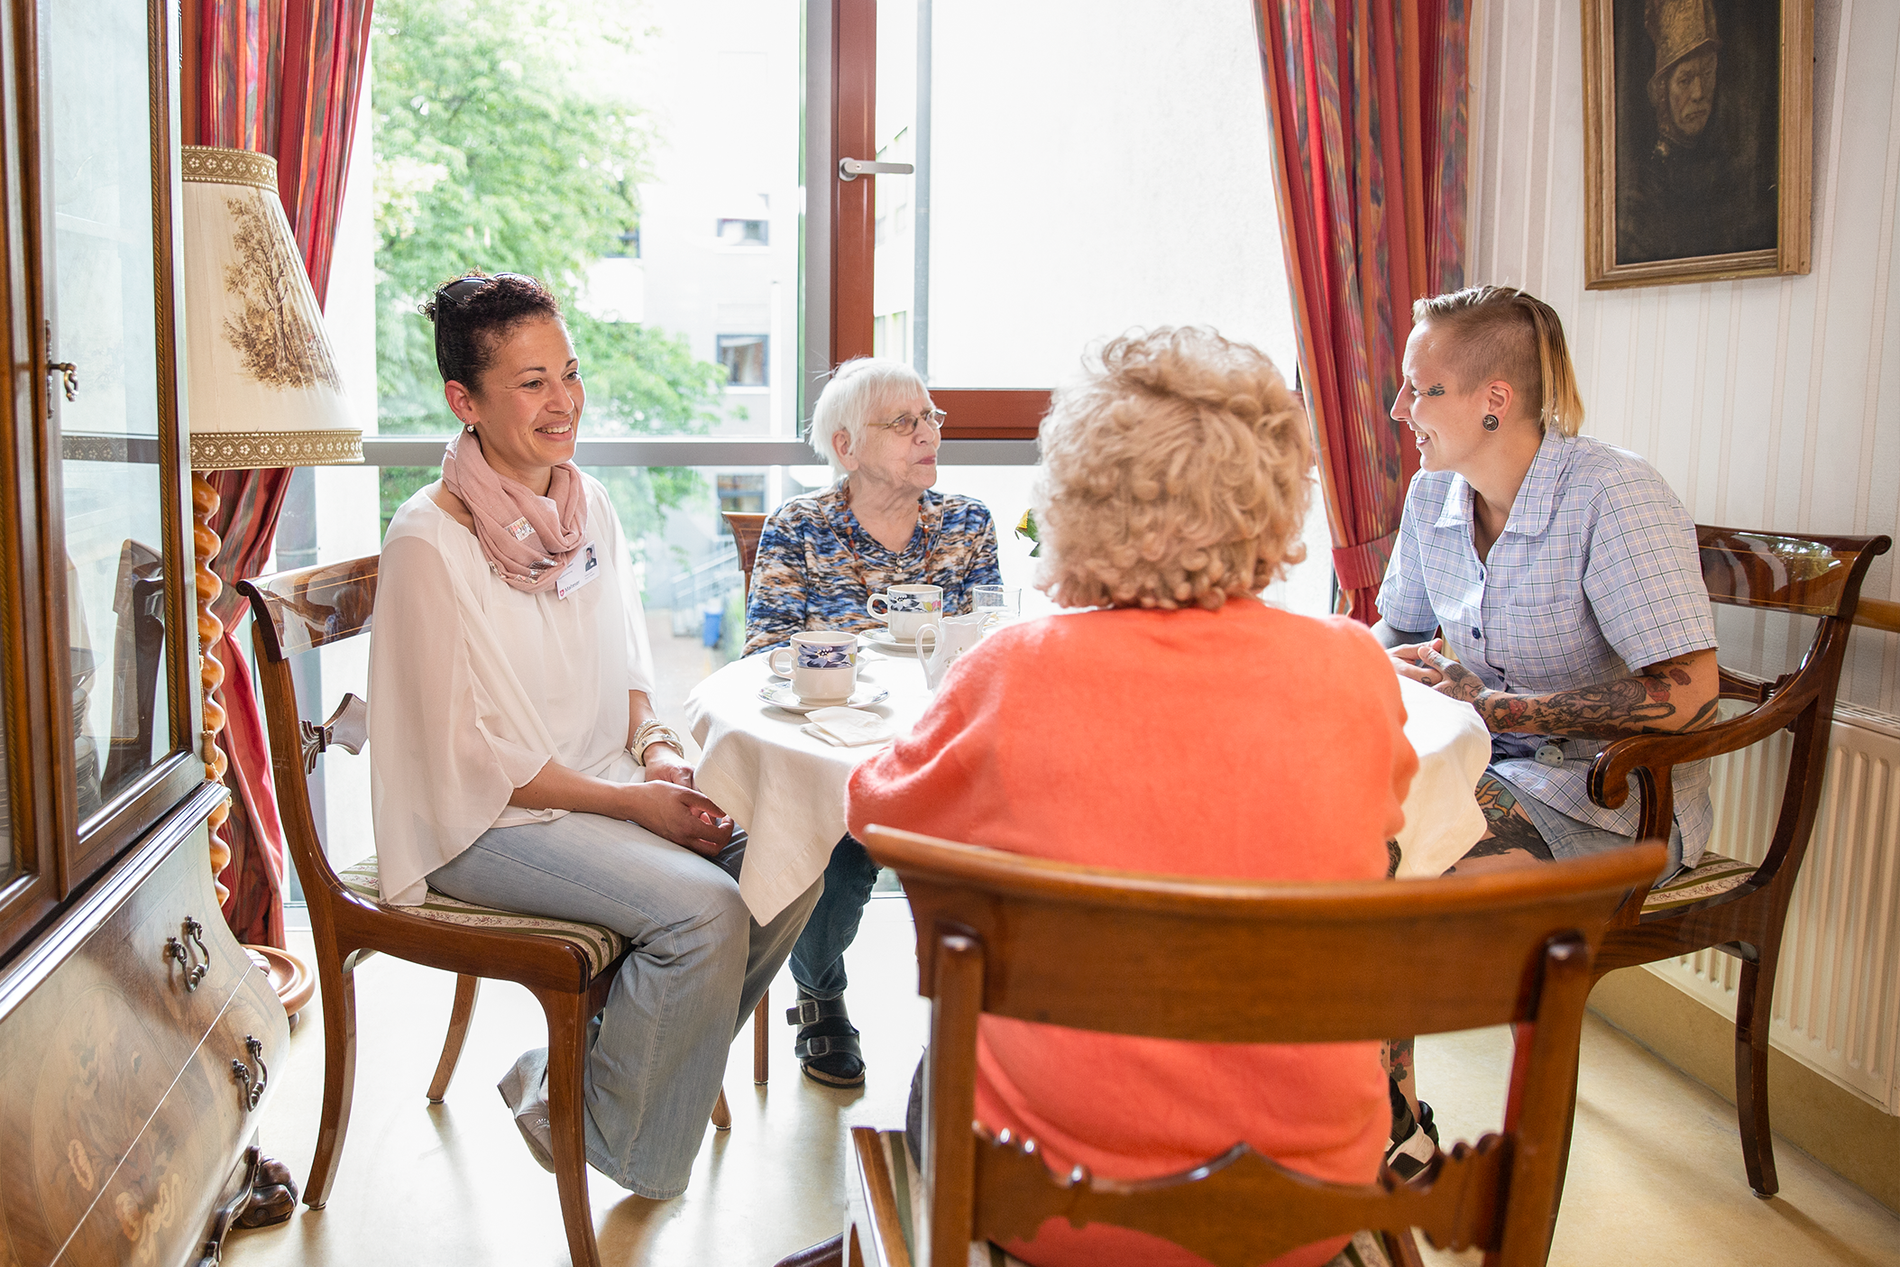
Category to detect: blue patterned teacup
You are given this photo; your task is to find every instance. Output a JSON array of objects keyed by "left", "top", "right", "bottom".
[
  {"left": 767, "top": 631, "right": 859, "bottom": 702},
  {"left": 867, "top": 584, "right": 944, "bottom": 640}
]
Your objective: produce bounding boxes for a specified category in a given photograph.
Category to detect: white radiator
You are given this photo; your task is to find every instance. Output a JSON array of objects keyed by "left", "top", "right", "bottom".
[{"left": 1648, "top": 703, "right": 1900, "bottom": 1113}]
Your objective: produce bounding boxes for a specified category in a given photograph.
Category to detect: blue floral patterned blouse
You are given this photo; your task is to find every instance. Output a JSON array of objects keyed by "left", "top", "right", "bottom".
[{"left": 742, "top": 484, "right": 1002, "bottom": 656}]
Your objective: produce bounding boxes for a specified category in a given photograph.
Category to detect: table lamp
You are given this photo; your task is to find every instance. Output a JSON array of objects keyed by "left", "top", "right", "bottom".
[{"left": 179, "top": 145, "right": 361, "bottom": 918}]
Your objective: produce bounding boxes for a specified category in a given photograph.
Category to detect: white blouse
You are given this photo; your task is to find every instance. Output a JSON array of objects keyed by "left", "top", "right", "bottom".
[{"left": 368, "top": 475, "right": 656, "bottom": 904}]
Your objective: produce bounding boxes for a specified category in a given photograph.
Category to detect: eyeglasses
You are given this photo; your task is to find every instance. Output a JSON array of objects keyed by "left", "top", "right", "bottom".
[
  {"left": 435, "top": 272, "right": 533, "bottom": 304},
  {"left": 868, "top": 408, "right": 946, "bottom": 438}
]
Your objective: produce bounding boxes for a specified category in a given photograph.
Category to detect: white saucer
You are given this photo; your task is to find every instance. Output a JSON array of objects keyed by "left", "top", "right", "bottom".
[
  {"left": 860, "top": 628, "right": 923, "bottom": 655},
  {"left": 758, "top": 682, "right": 890, "bottom": 714}
]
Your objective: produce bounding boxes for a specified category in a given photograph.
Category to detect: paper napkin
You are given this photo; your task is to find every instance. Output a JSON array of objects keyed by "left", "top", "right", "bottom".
[{"left": 801, "top": 706, "right": 895, "bottom": 747}]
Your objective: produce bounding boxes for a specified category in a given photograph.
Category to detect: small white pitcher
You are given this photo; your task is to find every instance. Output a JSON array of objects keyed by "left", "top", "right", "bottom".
[{"left": 914, "top": 612, "right": 988, "bottom": 690}]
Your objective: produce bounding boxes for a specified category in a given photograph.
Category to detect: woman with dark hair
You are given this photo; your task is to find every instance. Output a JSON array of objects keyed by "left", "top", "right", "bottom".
[{"left": 367, "top": 272, "right": 820, "bottom": 1198}]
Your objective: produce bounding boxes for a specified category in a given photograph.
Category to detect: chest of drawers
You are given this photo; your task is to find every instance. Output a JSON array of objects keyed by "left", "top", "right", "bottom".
[{"left": 0, "top": 789, "right": 287, "bottom": 1267}]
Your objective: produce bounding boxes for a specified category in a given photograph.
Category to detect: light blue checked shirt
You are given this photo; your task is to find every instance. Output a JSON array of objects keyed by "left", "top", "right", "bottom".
[{"left": 1378, "top": 431, "right": 1717, "bottom": 865}]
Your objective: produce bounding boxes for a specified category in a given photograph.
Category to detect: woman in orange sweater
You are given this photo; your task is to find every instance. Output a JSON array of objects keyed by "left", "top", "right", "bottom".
[{"left": 845, "top": 327, "right": 1417, "bottom": 1267}]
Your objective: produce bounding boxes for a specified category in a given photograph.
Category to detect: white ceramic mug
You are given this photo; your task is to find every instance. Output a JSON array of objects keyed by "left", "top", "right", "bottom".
[
  {"left": 768, "top": 631, "right": 859, "bottom": 702},
  {"left": 867, "top": 583, "right": 944, "bottom": 641}
]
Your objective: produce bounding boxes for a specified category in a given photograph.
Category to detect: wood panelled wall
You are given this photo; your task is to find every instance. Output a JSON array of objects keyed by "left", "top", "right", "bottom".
[{"left": 1469, "top": 0, "right": 1900, "bottom": 716}]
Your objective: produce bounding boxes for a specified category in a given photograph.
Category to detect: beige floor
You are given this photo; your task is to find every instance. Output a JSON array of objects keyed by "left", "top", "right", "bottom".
[{"left": 225, "top": 898, "right": 1900, "bottom": 1267}]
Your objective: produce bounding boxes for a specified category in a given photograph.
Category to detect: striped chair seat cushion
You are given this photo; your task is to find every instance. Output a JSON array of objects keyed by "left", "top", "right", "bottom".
[
  {"left": 336, "top": 856, "right": 624, "bottom": 977},
  {"left": 1642, "top": 850, "right": 1759, "bottom": 914}
]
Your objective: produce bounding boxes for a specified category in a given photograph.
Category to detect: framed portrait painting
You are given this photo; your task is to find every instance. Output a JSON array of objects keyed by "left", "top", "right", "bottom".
[{"left": 1581, "top": 0, "right": 1811, "bottom": 289}]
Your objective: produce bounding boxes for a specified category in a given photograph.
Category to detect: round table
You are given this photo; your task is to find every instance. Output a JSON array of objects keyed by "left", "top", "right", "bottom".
[{"left": 686, "top": 640, "right": 1491, "bottom": 924}]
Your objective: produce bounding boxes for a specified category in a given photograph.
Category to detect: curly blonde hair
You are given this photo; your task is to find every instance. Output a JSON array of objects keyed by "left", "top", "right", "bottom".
[{"left": 1033, "top": 327, "right": 1312, "bottom": 611}]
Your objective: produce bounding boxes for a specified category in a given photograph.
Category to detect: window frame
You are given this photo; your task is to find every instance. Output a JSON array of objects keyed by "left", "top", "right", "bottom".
[{"left": 808, "top": 0, "right": 1049, "bottom": 440}]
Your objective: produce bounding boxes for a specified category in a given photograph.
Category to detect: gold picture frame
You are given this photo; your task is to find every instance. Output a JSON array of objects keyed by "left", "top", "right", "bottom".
[{"left": 1581, "top": 0, "right": 1811, "bottom": 290}]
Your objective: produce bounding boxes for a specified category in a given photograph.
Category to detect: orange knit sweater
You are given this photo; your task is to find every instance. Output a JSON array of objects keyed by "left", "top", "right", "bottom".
[{"left": 845, "top": 600, "right": 1416, "bottom": 1267}]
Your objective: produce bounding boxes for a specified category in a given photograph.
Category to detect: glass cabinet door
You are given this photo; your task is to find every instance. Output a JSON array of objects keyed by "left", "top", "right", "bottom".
[{"left": 39, "top": 0, "right": 192, "bottom": 856}]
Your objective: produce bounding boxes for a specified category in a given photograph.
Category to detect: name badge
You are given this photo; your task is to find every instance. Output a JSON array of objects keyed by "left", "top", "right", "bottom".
[{"left": 555, "top": 543, "right": 600, "bottom": 600}]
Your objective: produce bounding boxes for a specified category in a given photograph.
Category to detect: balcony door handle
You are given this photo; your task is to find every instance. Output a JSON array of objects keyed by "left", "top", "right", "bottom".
[{"left": 838, "top": 158, "right": 914, "bottom": 182}]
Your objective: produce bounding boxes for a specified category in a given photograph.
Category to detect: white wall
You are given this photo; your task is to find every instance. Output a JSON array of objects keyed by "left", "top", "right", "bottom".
[{"left": 1471, "top": 0, "right": 1900, "bottom": 716}]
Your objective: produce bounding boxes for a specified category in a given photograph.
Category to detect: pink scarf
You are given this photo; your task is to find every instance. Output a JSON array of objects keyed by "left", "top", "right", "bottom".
[{"left": 440, "top": 430, "right": 588, "bottom": 593}]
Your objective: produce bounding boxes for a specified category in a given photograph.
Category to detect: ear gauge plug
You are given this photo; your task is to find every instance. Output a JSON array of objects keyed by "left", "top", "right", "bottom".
[{"left": 1482, "top": 414, "right": 1500, "bottom": 431}]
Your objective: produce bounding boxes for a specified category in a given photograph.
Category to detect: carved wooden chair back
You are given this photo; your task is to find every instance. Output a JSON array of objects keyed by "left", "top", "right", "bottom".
[
  {"left": 858, "top": 825, "right": 1665, "bottom": 1267},
  {"left": 724, "top": 511, "right": 768, "bottom": 601},
  {"left": 240, "top": 554, "right": 733, "bottom": 1267},
  {"left": 1583, "top": 525, "right": 1890, "bottom": 1197}
]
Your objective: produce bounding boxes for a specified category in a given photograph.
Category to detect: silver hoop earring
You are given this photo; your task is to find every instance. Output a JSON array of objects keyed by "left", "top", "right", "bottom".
[{"left": 1482, "top": 414, "right": 1500, "bottom": 432}]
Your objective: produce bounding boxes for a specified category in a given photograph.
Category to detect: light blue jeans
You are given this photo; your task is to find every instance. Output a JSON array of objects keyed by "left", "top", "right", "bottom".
[{"left": 429, "top": 811, "right": 821, "bottom": 1198}]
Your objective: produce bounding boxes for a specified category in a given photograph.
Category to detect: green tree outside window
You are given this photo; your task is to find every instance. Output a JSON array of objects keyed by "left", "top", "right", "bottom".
[{"left": 373, "top": 0, "right": 730, "bottom": 554}]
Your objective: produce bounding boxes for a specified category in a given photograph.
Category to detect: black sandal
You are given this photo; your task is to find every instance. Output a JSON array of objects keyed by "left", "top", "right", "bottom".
[{"left": 788, "top": 993, "right": 865, "bottom": 1087}]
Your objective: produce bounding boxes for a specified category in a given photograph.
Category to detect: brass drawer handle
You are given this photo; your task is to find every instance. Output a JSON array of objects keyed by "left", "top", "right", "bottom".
[
  {"left": 230, "top": 1035, "right": 268, "bottom": 1113},
  {"left": 165, "top": 916, "right": 212, "bottom": 991}
]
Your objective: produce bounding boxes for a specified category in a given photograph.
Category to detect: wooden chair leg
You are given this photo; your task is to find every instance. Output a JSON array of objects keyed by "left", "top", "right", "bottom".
[
  {"left": 304, "top": 952, "right": 360, "bottom": 1209},
  {"left": 1735, "top": 955, "right": 1780, "bottom": 1197},
  {"left": 754, "top": 989, "right": 770, "bottom": 1085},
  {"left": 712, "top": 1088, "right": 732, "bottom": 1131},
  {"left": 427, "top": 974, "right": 482, "bottom": 1103},
  {"left": 538, "top": 988, "right": 603, "bottom": 1267},
  {"left": 1381, "top": 1228, "right": 1427, "bottom": 1267},
  {"left": 772, "top": 1233, "right": 846, "bottom": 1267}
]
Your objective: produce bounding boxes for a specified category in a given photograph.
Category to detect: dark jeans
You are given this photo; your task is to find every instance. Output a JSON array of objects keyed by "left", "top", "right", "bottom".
[{"left": 788, "top": 832, "right": 879, "bottom": 1000}]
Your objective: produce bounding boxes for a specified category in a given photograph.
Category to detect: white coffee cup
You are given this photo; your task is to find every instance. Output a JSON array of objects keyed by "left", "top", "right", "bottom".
[
  {"left": 767, "top": 631, "right": 859, "bottom": 702},
  {"left": 867, "top": 583, "right": 944, "bottom": 641}
]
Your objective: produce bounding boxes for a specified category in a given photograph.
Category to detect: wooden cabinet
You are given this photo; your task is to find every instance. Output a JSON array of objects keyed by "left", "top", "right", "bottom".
[
  {"left": 0, "top": 0, "right": 281, "bottom": 1264},
  {"left": 0, "top": 0, "right": 204, "bottom": 958},
  {"left": 0, "top": 792, "right": 284, "bottom": 1267}
]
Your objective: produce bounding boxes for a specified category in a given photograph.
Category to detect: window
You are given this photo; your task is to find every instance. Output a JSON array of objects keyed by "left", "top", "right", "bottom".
[
  {"left": 873, "top": 311, "right": 910, "bottom": 363},
  {"left": 716, "top": 218, "right": 769, "bottom": 246},
  {"left": 718, "top": 334, "right": 769, "bottom": 386},
  {"left": 846, "top": 0, "right": 1299, "bottom": 439},
  {"left": 716, "top": 473, "right": 767, "bottom": 523}
]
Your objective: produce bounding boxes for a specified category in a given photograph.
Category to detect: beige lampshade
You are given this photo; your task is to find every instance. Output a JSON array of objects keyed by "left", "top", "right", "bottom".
[{"left": 179, "top": 146, "right": 362, "bottom": 470}]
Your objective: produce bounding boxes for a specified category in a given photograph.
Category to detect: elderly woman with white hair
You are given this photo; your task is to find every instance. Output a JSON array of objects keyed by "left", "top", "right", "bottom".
[{"left": 743, "top": 356, "right": 1002, "bottom": 1087}]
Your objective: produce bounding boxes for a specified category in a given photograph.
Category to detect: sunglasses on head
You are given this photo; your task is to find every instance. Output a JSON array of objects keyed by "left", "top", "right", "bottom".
[{"left": 435, "top": 272, "right": 533, "bottom": 304}]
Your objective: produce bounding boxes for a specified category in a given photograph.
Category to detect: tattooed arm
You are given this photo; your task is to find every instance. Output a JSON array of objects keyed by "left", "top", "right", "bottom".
[{"left": 1417, "top": 645, "right": 1720, "bottom": 738}]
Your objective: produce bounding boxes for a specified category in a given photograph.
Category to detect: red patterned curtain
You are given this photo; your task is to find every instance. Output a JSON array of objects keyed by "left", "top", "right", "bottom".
[
  {"left": 186, "top": 0, "right": 375, "bottom": 945},
  {"left": 1253, "top": 0, "right": 1471, "bottom": 624}
]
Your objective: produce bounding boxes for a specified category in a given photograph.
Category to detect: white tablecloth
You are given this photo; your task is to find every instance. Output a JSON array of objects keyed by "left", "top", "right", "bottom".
[{"left": 687, "top": 648, "right": 1490, "bottom": 923}]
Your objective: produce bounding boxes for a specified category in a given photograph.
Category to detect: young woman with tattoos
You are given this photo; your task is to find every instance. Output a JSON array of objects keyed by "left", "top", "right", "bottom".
[{"left": 1373, "top": 285, "right": 1718, "bottom": 881}]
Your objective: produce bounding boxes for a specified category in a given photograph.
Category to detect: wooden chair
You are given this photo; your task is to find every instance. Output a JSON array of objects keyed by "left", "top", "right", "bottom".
[
  {"left": 725, "top": 510, "right": 772, "bottom": 1083},
  {"left": 1583, "top": 524, "right": 1892, "bottom": 1197},
  {"left": 725, "top": 511, "right": 768, "bottom": 606},
  {"left": 846, "top": 825, "right": 1666, "bottom": 1267},
  {"left": 240, "top": 556, "right": 748, "bottom": 1267}
]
